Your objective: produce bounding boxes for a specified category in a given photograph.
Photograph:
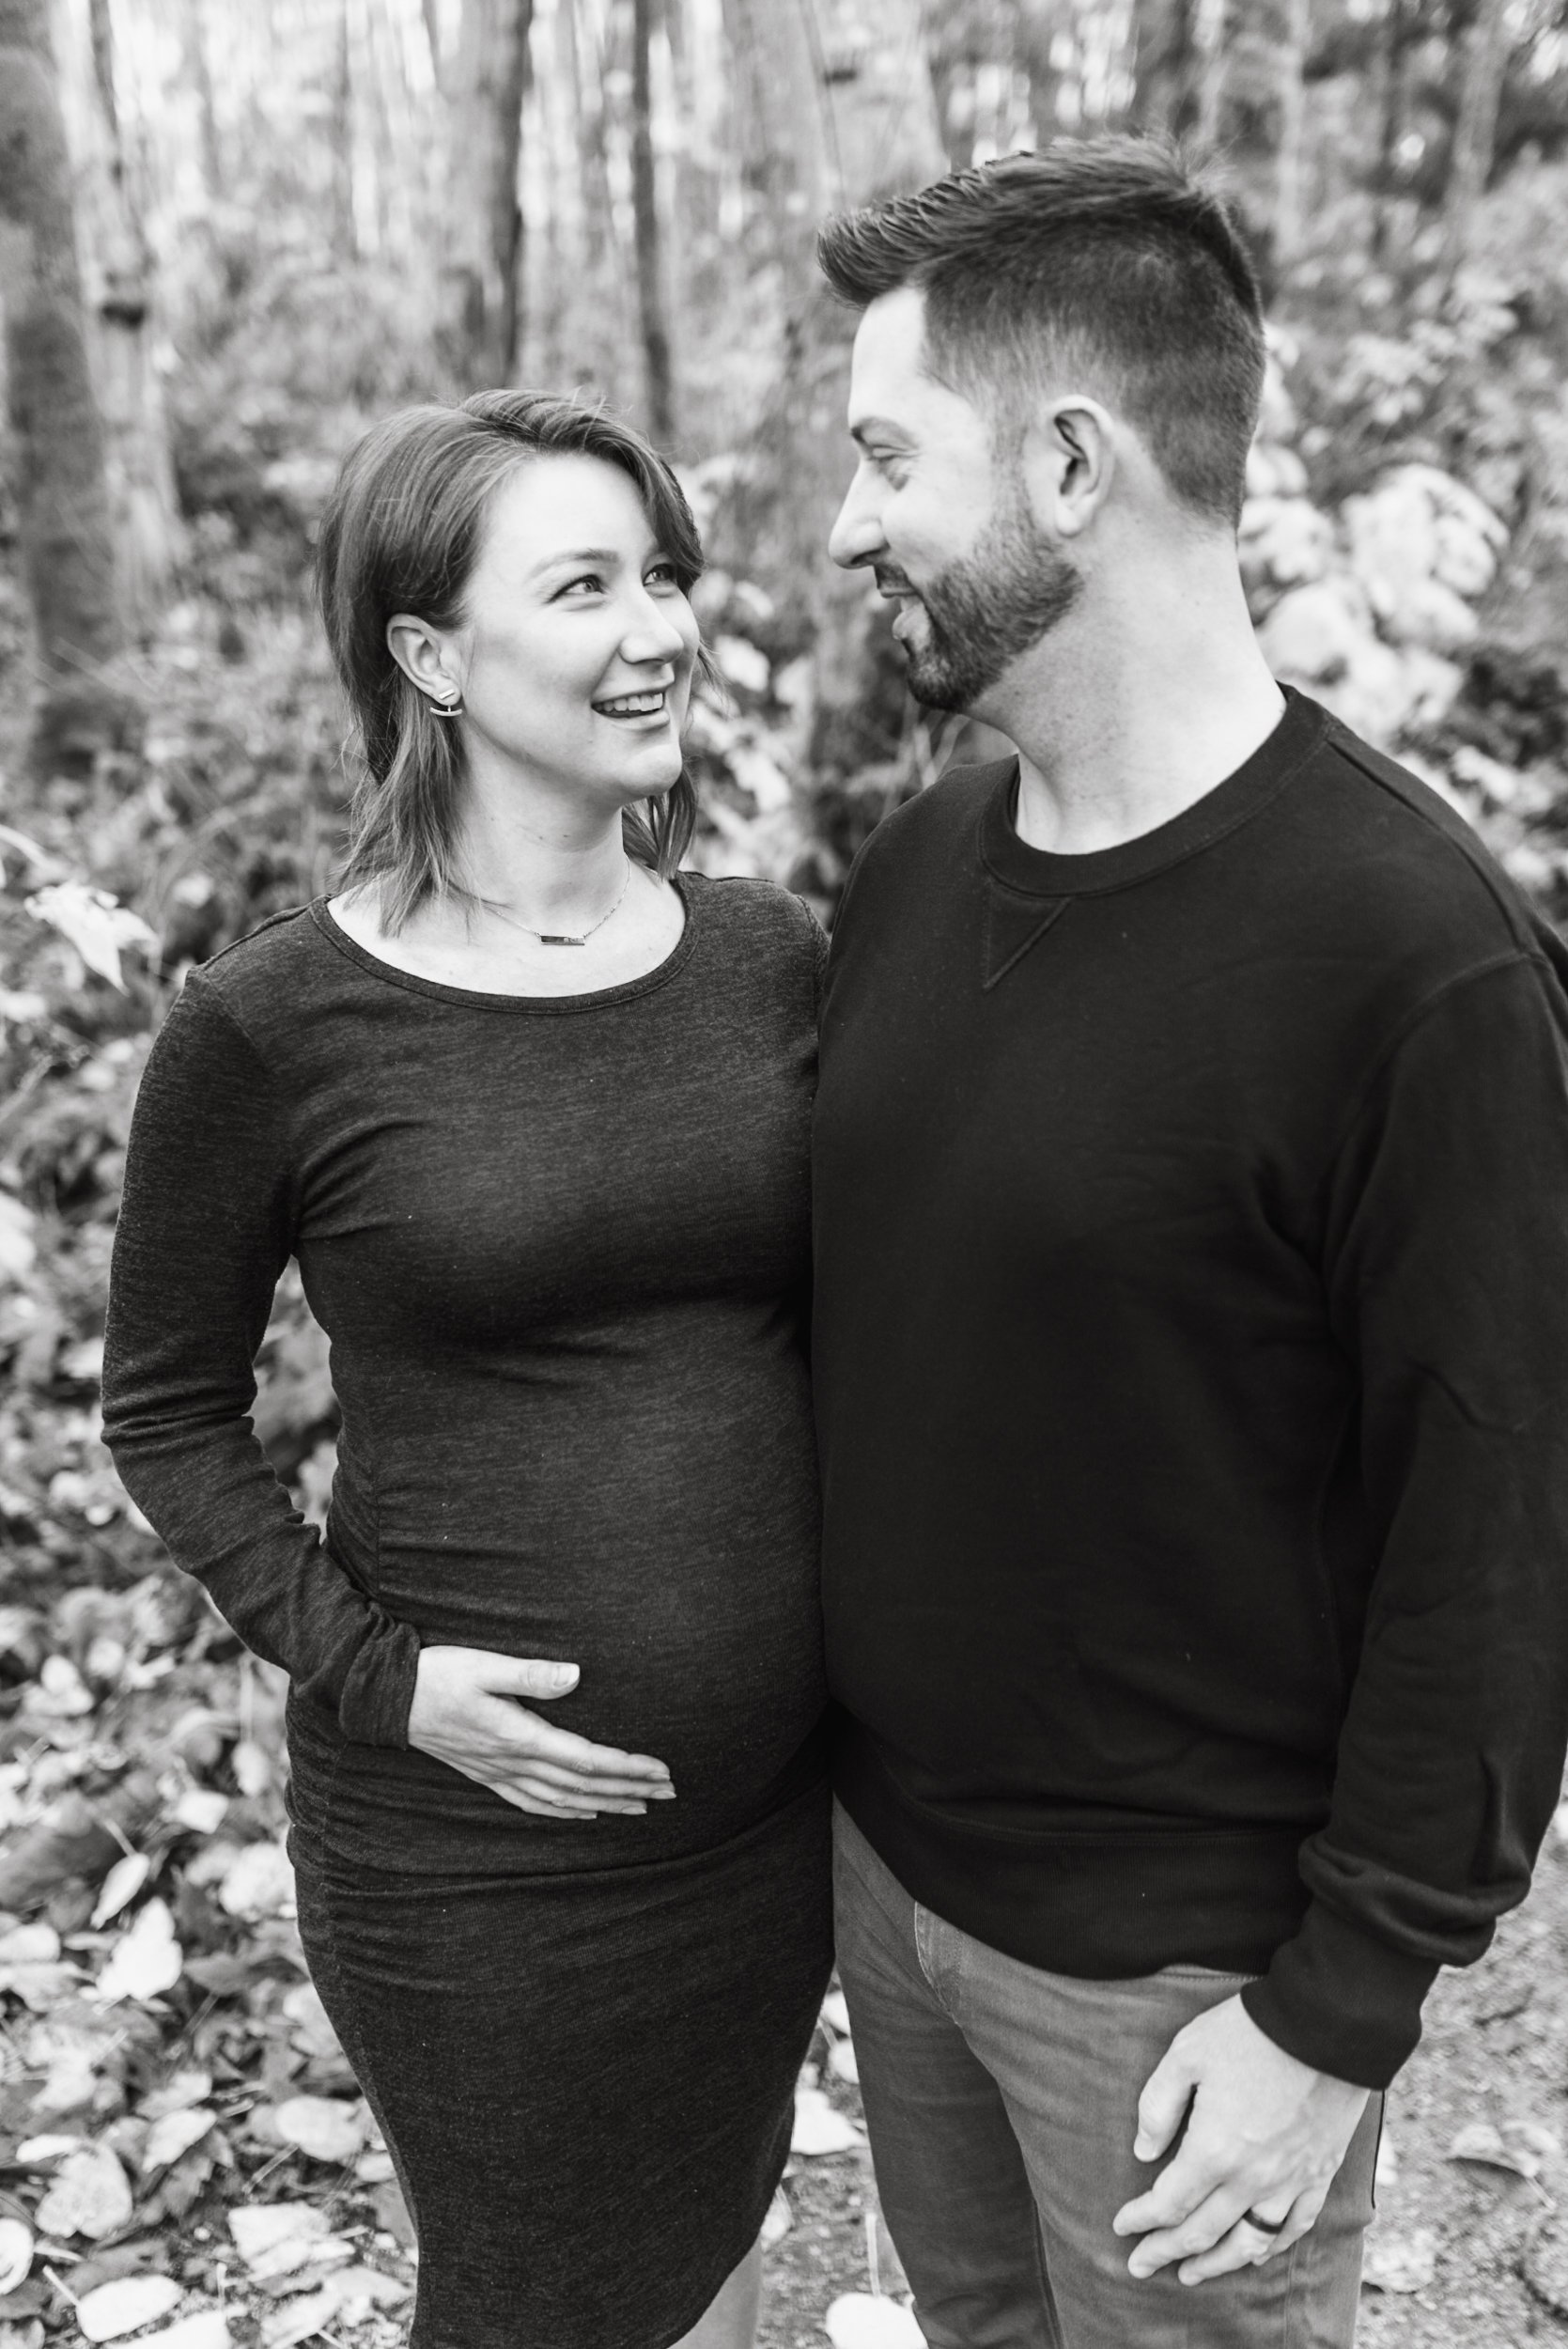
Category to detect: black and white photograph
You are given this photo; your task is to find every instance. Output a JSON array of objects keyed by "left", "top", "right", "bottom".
[{"left": 3, "top": 3, "right": 1568, "bottom": 2345}]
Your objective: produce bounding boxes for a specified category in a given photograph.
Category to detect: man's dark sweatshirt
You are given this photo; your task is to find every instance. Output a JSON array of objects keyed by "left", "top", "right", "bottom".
[{"left": 813, "top": 686, "right": 1568, "bottom": 2092}]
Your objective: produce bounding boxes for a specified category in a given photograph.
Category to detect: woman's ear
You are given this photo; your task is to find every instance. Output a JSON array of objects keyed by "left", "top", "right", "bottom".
[
  {"left": 387, "top": 613, "right": 463, "bottom": 707},
  {"left": 1020, "top": 400, "right": 1116, "bottom": 542}
]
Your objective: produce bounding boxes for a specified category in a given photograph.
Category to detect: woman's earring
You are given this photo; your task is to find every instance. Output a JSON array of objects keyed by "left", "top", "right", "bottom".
[{"left": 429, "top": 688, "right": 464, "bottom": 718}]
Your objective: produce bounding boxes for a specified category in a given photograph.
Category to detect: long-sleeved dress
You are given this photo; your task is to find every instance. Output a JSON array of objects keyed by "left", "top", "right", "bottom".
[{"left": 102, "top": 874, "right": 833, "bottom": 2349}]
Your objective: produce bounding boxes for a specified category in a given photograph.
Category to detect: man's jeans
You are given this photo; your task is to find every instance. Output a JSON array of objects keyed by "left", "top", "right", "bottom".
[{"left": 834, "top": 1802, "right": 1380, "bottom": 2349}]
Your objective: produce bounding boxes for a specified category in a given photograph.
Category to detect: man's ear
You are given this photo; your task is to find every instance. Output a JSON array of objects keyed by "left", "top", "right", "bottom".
[{"left": 1019, "top": 399, "right": 1116, "bottom": 541}]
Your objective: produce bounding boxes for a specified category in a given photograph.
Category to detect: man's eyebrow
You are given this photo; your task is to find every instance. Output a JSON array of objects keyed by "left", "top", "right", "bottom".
[{"left": 849, "top": 417, "right": 913, "bottom": 449}]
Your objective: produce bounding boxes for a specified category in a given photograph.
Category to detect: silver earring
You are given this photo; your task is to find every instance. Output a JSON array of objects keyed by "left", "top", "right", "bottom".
[{"left": 429, "top": 692, "right": 463, "bottom": 718}]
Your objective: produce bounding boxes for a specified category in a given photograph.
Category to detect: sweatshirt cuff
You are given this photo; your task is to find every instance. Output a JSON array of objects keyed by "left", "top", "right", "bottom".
[{"left": 1240, "top": 1900, "right": 1438, "bottom": 2090}]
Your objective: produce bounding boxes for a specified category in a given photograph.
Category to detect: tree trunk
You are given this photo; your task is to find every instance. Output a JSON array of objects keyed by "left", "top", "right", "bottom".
[
  {"left": 330, "top": 0, "right": 357, "bottom": 265},
  {"left": 441, "top": 0, "right": 533, "bottom": 387},
  {"left": 1192, "top": 0, "right": 1226, "bottom": 152},
  {"left": 1444, "top": 0, "right": 1510, "bottom": 266},
  {"left": 631, "top": 0, "right": 675, "bottom": 443},
  {"left": 0, "top": 0, "right": 132, "bottom": 775},
  {"left": 81, "top": 0, "right": 184, "bottom": 629},
  {"left": 182, "top": 0, "right": 221, "bottom": 199},
  {"left": 1273, "top": 0, "right": 1311, "bottom": 268},
  {"left": 1371, "top": 0, "right": 1411, "bottom": 264},
  {"left": 713, "top": 0, "right": 945, "bottom": 755}
]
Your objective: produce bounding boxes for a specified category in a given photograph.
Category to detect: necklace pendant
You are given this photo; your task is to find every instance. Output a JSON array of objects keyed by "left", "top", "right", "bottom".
[{"left": 538, "top": 933, "right": 586, "bottom": 947}]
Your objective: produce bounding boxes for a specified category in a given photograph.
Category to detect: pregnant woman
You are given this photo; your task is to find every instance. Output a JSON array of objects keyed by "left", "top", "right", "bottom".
[{"left": 101, "top": 391, "right": 831, "bottom": 2349}]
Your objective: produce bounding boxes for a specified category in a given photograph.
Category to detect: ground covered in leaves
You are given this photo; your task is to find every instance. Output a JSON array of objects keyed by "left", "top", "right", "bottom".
[{"left": 0, "top": 1549, "right": 1565, "bottom": 2349}]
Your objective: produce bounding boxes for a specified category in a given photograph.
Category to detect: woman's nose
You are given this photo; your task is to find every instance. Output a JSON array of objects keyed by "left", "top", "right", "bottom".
[{"left": 621, "top": 593, "right": 692, "bottom": 663}]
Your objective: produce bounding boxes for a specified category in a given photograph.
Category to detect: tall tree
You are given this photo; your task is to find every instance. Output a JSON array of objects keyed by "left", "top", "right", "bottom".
[
  {"left": 1273, "top": 0, "right": 1312, "bottom": 265},
  {"left": 1444, "top": 0, "right": 1511, "bottom": 265},
  {"left": 81, "top": 0, "right": 184, "bottom": 626},
  {"left": 631, "top": 0, "right": 675, "bottom": 443},
  {"left": 0, "top": 0, "right": 131, "bottom": 774},
  {"left": 442, "top": 0, "right": 533, "bottom": 387}
]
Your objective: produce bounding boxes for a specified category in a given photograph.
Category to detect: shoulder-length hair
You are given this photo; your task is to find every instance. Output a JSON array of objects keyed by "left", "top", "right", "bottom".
[{"left": 318, "top": 390, "right": 706, "bottom": 931}]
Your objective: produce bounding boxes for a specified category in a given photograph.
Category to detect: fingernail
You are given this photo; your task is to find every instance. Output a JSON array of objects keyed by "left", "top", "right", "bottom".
[{"left": 549, "top": 1663, "right": 579, "bottom": 1688}]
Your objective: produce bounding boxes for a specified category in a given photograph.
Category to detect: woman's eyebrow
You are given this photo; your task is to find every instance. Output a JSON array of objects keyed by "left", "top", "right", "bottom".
[{"left": 527, "top": 545, "right": 623, "bottom": 578}]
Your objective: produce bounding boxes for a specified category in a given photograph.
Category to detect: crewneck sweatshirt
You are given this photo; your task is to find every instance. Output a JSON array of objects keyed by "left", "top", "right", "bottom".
[{"left": 813, "top": 687, "right": 1568, "bottom": 2091}]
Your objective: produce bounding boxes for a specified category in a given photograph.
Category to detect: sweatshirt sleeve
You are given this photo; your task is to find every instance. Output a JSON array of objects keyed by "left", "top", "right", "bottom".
[
  {"left": 101, "top": 973, "right": 423, "bottom": 1747},
  {"left": 1241, "top": 952, "right": 1568, "bottom": 2087}
]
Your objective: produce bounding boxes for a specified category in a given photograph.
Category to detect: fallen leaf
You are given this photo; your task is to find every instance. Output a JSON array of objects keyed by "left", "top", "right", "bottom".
[
  {"left": 76, "top": 2275, "right": 184, "bottom": 2342},
  {"left": 791, "top": 2086, "right": 862, "bottom": 2156},
  {"left": 168, "top": 1790, "right": 228, "bottom": 1837},
  {"left": 828, "top": 2037, "right": 860, "bottom": 2085},
  {"left": 92, "top": 1901, "right": 183, "bottom": 2005},
  {"left": 140, "top": 2071, "right": 212, "bottom": 2122},
  {"left": 1361, "top": 2229, "right": 1437, "bottom": 2294},
  {"left": 216, "top": 1843, "right": 293, "bottom": 1921},
  {"left": 820, "top": 1990, "right": 852, "bottom": 2036},
  {"left": 352, "top": 2149, "right": 394, "bottom": 2184},
  {"left": 1525, "top": 2209, "right": 1568, "bottom": 2314},
  {"left": 0, "top": 1926, "right": 60, "bottom": 1965},
  {"left": 369, "top": 2179, "right": 414, "bottom": 2248},
  {"left": 260, "top": 2286, "right": 337, "bottom": 2348},
  {"left": 229, "top": 2204, "right": 332, "bottom": 2278},
  {"left": 14, "top": 2134, "right": 83, "bottom": 2163},
  {"left": 0, "top": 2220, "right": 32, "bottom": 2296},
  {"left": 760, "top": 2188, "right": 792, "bottom": 2248},
  {"left": 825, "top": 2295, "right": 924, "bottom": 2349},
  {"left": 33, "top": 2143, "right": 133, "bottom": 2239},
  {"left": 1448, "top": 2121, "right": 1540, "bottom": 2178},
  {"left": 255, "top": 2242, "right": 354, "bottom": 2295},
  {"left": 133, "top": 2318, "right": 230, "bottom": 2349},
  {"left": 231, "top": 1741, "right": 274, "bottom": 1800},
  {"left": 273, "top": 2095, "right": 365, "bottom": 2166},
  {"left": 91, "top": 1855, "right": 152, "bottom": 1931},
  {"left": 281, "top": 1984, "right": 341, "bottom": 2061},
  {"left": 322, "top": 2266, "right": 409, "bottom": 2312},
  {"left": 0, "top": 2319, "right": 43, "bottom": 2349},
  {"left": 142, "top": 2108, "right": 216, "bottom": 2175}
]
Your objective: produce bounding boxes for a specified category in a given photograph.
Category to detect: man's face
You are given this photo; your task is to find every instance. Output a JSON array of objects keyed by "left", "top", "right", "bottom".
[{"left": 829, "top": 286, "right": 1081, "bottom": 716}]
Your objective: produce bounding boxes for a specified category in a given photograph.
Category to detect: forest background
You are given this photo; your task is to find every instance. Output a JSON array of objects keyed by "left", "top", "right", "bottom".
[{"left": 4, "top": 0, "right": 1568, "bottom": 2344}]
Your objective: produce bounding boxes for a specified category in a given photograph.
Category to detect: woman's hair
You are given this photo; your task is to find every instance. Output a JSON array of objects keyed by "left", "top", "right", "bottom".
[{"left": 318, "top": 390, "right": 706, "bottom": 930}]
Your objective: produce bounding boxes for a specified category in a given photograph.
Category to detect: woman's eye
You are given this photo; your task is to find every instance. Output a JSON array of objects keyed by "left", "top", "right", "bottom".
[
  {"left": 646, "top": 562, "right": 679, "bottom": 589},
  {"left": 557, "top": 573, "right": 605, "bottom": 599}
]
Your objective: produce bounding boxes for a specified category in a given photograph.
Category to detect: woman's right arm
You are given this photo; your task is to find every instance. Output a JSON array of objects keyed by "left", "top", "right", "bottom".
[{"left": 102, "top": 973, "right": 424, "bottom": 1747}]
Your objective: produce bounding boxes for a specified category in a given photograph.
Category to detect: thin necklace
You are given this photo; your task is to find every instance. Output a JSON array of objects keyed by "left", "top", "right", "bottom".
[{"left": 484, "top": 858, "right": 634, "bottom": 948}]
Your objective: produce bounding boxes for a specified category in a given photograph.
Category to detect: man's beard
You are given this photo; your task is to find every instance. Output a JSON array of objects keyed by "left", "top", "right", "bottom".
[{"left": 882, "top": 492, "right": 1082, "bottom": 714}]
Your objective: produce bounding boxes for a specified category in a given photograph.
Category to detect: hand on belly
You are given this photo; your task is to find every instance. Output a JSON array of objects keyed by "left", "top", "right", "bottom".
[{"left": 407, "top": 1646, "right": 676, "bottom": 1819}]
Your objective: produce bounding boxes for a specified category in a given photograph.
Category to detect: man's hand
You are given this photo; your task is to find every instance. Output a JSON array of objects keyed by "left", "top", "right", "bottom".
[
  {"left": 1111, "top": 1994, "right": 1369, "bottom": 2285},
  {"left": 407, "top": 1646, "right": 675, "bottom": 1819}
]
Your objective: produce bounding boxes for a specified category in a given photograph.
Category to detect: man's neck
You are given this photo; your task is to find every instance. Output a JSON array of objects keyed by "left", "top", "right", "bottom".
[{"left": 995, "top": 555, "right": 1285, "bottom": 858}]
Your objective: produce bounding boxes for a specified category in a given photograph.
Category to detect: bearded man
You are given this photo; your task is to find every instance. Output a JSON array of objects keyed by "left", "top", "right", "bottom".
[{"left": 810, "top": 136, "right": 1568, "bottom": 2349}]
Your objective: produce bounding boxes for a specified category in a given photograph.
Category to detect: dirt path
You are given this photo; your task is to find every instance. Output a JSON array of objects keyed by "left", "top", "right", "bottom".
[{"left": 761, "top": 1831, "right": 1568, "bottom": 2348}]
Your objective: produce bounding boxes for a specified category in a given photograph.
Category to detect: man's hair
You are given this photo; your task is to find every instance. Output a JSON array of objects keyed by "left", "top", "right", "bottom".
[{"left": 817, "top": 137, "right": 1265, "bottom": 530}]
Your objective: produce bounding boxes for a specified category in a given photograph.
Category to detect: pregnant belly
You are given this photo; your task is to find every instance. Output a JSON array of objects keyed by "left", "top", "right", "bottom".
[{"left": 292, "top": 1516, "right": 828, "bottom": 1877}]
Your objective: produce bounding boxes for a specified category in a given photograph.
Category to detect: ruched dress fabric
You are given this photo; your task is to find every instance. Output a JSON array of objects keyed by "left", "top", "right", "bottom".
[{"left": 101, "top": 876, "right": 833, "bottom": 2349}]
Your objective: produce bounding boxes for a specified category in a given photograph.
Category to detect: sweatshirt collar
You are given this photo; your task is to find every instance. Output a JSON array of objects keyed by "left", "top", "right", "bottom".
[{"left": 979, "top": 685, "right": 1328, "bottom": 900}]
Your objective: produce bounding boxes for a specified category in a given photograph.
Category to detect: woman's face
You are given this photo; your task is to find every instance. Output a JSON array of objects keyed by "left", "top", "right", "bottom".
[{"left": 441, "top": 453, "right": 701, "bottom": 817}]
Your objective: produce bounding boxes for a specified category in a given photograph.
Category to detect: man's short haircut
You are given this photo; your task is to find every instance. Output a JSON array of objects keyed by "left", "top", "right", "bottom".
[{"left": 817, "top": 136, "right": 1265, "bottom": 530}]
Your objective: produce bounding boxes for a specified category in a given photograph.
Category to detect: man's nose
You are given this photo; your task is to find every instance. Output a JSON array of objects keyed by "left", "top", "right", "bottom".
[{"left": 828, "top": 472, "right": 885, "bottom": 572}]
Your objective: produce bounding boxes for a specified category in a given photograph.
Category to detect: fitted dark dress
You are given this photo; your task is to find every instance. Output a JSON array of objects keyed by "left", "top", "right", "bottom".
[{"left": 101, "top": 875, "right": 833, "bottom": 2349}]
